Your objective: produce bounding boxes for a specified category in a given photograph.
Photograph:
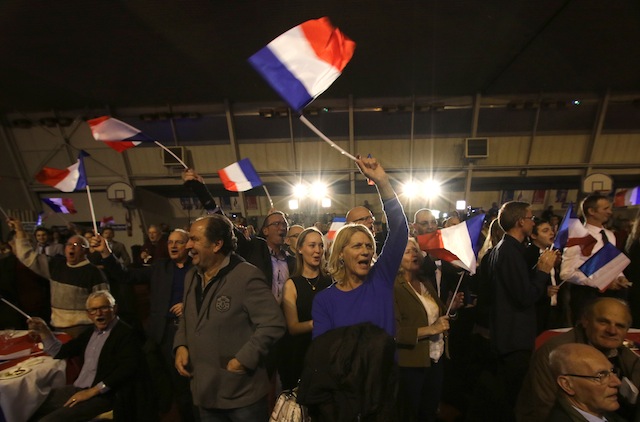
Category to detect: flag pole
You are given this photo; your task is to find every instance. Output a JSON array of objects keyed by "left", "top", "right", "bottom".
[
  {"left": 446, "top": 272, "right": 465, "bottom": 316},
  {"left": 299, "top": 116, "right": 357, "bottom": 161},
  {"left": 85, "top": 186, "right": 99, "bottom": 234},
  {"left": 0, "top": 296, "right": 31, "bottom": 320},
  {"left": 154, "top": 141, "right": 188, "bottom": 169},
  {"left": 0, "top": 205, "right": 9, "bottom": 220},
  {"left": 263, "top": 186, "right": 274, "bottom": 209}
]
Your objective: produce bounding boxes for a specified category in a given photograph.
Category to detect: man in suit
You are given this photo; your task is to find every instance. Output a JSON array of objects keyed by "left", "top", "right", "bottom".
[
  {"left": 174, "top": 214, "right": 285, "bottom": 420},
  {"left": 28, "top": 290, "right": 148, "bottom": 421},
  {"left": 516, "top": 297, "right": 640, "bottom": 422},
  {"left": 101, "top": 227, "right": 131, "bottom": 268},
  {"left": 129, "top": 228, "right": 195, "bottom": 421},
  {"left": 547, "top": 343, "right": 626, "bottom": 422}
]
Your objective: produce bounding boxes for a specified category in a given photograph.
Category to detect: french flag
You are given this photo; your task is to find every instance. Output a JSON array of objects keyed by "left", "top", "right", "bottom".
[
  {"left": 218, "top": 158, "right": 263, "bottom": 192},
  {"left": 416, "top": 214, "right": 484, "bottom": 275},
  {"left": 579, "top": 243, "right": 631, "bottom": 292},
  {"left": 88, "top": 116, "right": 155, "bottom": 152},
  {"left": 553, "top": 203, "right": 597, "bottom": 255},
  {"left": 248, "top": 17, "right": 356, "bottom": 112},
  {"left": 614, "top": 187, "right": 640, "bottom": 207},
  {"left": 42, "top": 198, "right": 77, "bottom": 214},
  {"left": 35, "top": 151, "right": 88, "bottom": 193},
  {"left": 326, "top": 217, "right": 346, "bottom": 241}
]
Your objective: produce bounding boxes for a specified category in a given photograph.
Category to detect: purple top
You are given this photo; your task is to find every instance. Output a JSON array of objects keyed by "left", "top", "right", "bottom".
[{"left": 312, "top": 196, "right": 408, "bottom": 338}]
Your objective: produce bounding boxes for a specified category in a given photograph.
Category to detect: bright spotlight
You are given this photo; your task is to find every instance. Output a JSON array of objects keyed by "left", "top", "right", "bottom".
[
  {"left": 311, "top": 181, "right": 328, "bottom": 198},
  {"left": 293, "top": 184, "right": 308, "bottom": 198},
  {"left": 456, "top": 200, "right": 467, "bottom": 210},
  {"left": 321, "top": 198, "right": 332, "bottom": 208},
  {"left": 422, "top": 180, "right": 441, "bottom": 199},
  {"left": 431, "top": 209, "right": 441, "bottom": 219},
  {"left": 288, "top": 199, "right": 299, "bottom": 210},
  {"left": 402, "top": 181, "right": 420, "bottom": 198}
]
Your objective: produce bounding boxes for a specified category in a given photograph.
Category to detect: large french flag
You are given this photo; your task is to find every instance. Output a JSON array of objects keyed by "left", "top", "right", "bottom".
[
  {"left": 35, "top": 151, "right": 88, "bottom": 193},
  {"left": 248, "top": 17, "right": 356, "bottom": 112},
  {"left": 218, "top": 158, "right": 263, "bottom": 192},
  {"left": 88, "top": 116, "right": 155, "bottom": 152},
  {"left": 416, "top": 214, "right": 485, "bottom": 274},
  {"left": 42, "top": 198, "right": 77, "bottom": 214},
  {"left": 553, "top": 203, "right": 597, "bottom": 255},
  {"left": 579, "top": 243, "right": 631, "bottom": 291}
]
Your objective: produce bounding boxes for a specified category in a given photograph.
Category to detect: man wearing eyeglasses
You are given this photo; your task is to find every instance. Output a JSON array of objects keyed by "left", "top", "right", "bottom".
[
  {"left": 487, "top": 202, "right": 557, "bottom": 420},
  {"left": 516, "top": 297, "right": 640, "bottom": 422},
  {"left": 128, "top": 228, "right": 196, "bottom": 420},
  {"left": 28, "top": 290, "right": 149, "bottom": 421},
  {"left": 547, "top": 343, "right": 626, "bottom": 422},
  {"left": 8, "top": 218, "right": 110, "bottom": 338},
  {"left": 346, "top": 205, "right": 384, "bottom": 254}
]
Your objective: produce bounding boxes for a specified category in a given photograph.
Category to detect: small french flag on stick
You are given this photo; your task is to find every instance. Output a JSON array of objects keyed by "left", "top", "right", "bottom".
[
  {"left": 88, "top": 116, "right": 155, "bottom": 152},
  {"left": 42, "top": 198, "right": 77, "bottom": 214},
  {"left": 326, "top": 217, "right": 346, "bottom": 241},
  {"left": 579, "top": 243, "right": 630, "bottom": 292},
  {"left": 248, "top": 17, "right": 355, "bottom": 112},
  {"left": 416, "top": 214, "right": 485, "bottom": 275},
  {"left": 35, "top": 151, "right": 88, "bottom": 193},
  {"left": 218, "top": 158, "right": 263, "bottom": 192}
]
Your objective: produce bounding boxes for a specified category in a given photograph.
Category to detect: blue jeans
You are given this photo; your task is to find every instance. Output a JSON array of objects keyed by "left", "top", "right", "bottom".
[{"left": 198, "top": 396, "right": 268, "bottom": 422}]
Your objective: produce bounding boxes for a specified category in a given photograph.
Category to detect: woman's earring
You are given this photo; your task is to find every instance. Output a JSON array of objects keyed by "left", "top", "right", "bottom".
[{"left": 339, "top": 257, "right": 344, "bottom": 267}]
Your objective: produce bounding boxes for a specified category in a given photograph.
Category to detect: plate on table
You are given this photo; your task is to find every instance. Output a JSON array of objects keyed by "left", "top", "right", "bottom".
[{"left": 0, "top": 366, "right": 32, "bottom": 380}]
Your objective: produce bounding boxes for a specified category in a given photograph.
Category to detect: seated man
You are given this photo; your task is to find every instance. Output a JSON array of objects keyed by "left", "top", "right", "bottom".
[
  {"left": 548, "top": 343, "right": 625, "bottom": 421},
  {"left": 28, "top": 290, "right": 147, "bottom": 422},
  {"left": 516, "top": 297, "right": 640, "bottom": 421}
]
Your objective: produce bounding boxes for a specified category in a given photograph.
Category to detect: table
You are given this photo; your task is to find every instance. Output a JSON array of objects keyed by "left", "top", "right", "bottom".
[{"left": 0, "top": 331, "right": 69, "bottom": 422}]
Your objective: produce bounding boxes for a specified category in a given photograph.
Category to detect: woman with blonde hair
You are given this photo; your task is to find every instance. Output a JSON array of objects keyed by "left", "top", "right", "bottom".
[
  {"left": 279, "top": 227, "right": 332, "bottom": 389},
  {"left": 395, "top": 237, "right": 463, "bottom": 421},
  {"left": 312, "top": 155, "right": 408, "bottom": 338}
]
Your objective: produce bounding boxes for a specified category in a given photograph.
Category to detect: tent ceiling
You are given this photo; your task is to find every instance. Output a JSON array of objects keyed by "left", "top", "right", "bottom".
[{"left": 1, "top": 0, "right": 639, "bottom": 113}]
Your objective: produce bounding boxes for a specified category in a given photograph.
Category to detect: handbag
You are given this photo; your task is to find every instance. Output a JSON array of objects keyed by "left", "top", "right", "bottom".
[{"left": 270, "top": 388, "right": 311, "bottom": 422}]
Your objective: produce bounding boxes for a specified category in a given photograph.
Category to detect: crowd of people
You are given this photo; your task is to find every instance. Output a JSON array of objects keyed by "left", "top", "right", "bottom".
[{"left": 1, "top": 155, "right": 640, "bottom": 421}]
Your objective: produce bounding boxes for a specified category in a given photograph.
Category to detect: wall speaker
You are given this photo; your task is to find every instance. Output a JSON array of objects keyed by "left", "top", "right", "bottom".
[
  {"left": 465, "top": 138, "right": 488, "bottom": 158},
  {"left": 162, "top": 146, "right": 185, "bottom": 166}
]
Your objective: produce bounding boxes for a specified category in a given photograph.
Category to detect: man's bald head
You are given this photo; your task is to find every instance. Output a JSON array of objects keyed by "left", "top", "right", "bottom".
[{"left": 346, "top": 206, "right": 375, "bottom": 231}]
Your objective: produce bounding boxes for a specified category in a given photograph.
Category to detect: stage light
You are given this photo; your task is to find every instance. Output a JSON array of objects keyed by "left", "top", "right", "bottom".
[
  {"left": 311, "top": 181, "right": 327, "bottom": 198},
  {"left": 422, "top": 180, "right": 441, "bottom": 199},
  {"left": 402, "top": 181, "right": 420, "bottom": 198},
  {"left": 456, "top": 200, "right": 466, "bottom": 210},
  {"left": 288, "top": 199, "right": 299, "bottom": 210},
  {"left": 293, "top": 184, "right": 308, "bottom": 198},
  {"left": 321, "top": 198, "right": 332, "bottom": 208}
]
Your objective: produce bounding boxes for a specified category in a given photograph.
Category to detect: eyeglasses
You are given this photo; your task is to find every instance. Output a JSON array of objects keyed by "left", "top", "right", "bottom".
[
  {"left": 562, "top": 368, "right": 617, "bottom": 385},
  {"left": 267, "top": 221, "right": 288, "bottom": 229},
  {"left": 416, "top": 220, "right": 437, "bottom": 227},
  {"left": 87, "top": 305, "right": 113, "bottom": 315},
  {"left": 66, "top": 242, "right": 87, "bottom": 248},
  {"left": 353, "top": 215, "right": 375, "bottom": 224}
]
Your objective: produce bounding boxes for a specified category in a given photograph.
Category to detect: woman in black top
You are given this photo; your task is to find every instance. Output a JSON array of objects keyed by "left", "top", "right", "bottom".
[{"left": 279, "top": 227, "right": 332, "bottom": 389}]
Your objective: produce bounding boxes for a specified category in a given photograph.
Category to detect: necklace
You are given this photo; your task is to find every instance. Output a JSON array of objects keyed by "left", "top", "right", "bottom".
[{"left": 303, "top": 275, "right": 320, "bottom": 290}]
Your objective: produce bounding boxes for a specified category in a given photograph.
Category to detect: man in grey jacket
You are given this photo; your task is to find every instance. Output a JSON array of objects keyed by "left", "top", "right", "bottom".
[{"left": 174, "top": 214, "right": 285, "bottom": 421}]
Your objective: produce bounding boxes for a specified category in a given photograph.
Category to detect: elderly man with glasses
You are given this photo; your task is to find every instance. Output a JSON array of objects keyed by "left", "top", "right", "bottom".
[
  {"left": 546, "top": 343, "right": 627, "bottom": 422},
  {"left": 27, "top": 290, "right": 149, "bottom": 421},
  {"left": 8, "top": 218, "right": 112, "bottom": 338},
  {"left": 517, "top": 297, "right": 640, "bottom": 421}
]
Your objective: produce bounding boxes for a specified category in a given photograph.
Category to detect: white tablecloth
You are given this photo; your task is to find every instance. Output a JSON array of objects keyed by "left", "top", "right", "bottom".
[{"left": 0, "top": 356, "right": 66, "bottom": 422}]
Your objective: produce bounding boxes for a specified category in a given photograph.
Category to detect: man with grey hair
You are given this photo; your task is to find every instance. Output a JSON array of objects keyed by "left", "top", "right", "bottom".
[
  {"left": 28, "top": 290, "right": 149, "bottom": 421},
  {"left": 8, "top": 217, "right": 111, "bottom": 337},
  {"left": 547, "top": 343, "right": 625, "bottom": 421},
  {"left": 517, "top": 297, "right": 640, "bottom": 421},
  {"left": 174, "top": 214, "right": 285, "bottom": 420}
]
